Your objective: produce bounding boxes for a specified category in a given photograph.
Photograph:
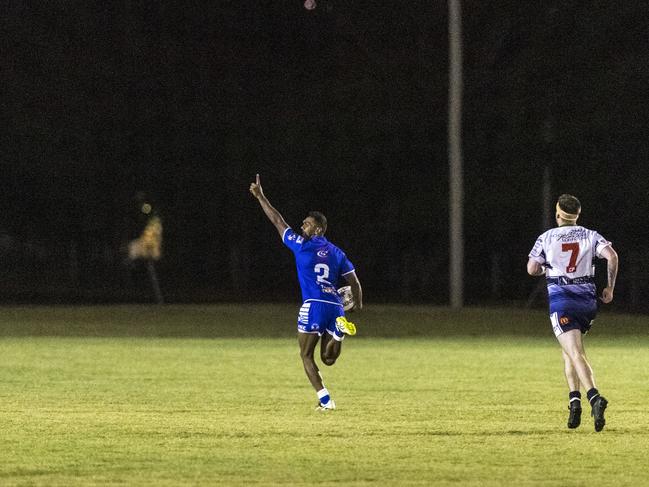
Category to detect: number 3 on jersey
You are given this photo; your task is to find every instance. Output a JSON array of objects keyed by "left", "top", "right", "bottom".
[
  {"left": 561, "top": 242, "right": 580, "bottom": 273},
  {"left": 314, "top": 263, "right": 331, "bottom": 284}
]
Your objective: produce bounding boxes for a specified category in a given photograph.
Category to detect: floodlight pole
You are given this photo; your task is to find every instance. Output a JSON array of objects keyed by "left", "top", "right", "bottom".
[{"left": 448, "top": 0, "right": 464, "bottom": 309}]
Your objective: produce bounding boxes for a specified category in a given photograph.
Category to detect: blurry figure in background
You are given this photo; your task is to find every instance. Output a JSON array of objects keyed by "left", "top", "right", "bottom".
[
  {"left": 527, "top": 194, "right": 618, "bottom": 432},
  {"left": 126, "top": 193, "right": 164, "bottom": 304},
  {"left": 128, "top": 202, "right": 162, "bottom": 262},
  {"left": 249, "top": 174, "right": 363, "bottom": 411}
]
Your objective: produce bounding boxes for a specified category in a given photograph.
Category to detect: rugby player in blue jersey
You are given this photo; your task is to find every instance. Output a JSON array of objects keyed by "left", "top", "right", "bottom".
[
  {"left": 527, "top": 194, "right": 618, "bottom": 431},
  {"left": 250, "top": 174, "right": 363, "bottom": 411}
]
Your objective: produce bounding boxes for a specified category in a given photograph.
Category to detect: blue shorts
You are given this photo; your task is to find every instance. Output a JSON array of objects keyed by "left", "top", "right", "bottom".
[
  {"left": 550, "top": 311, "right": 595, "bottom": 337},
  {"left": 297, "top": 300, "right": 344, "bottom": 336}
]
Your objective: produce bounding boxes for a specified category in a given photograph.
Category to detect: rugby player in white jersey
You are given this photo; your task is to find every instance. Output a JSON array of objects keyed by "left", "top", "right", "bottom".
[
  {"left": 527, "top": 194, "right": 618, "bottom": 431},
  {"left": 250, "top": 174, "right": 363, "bottom": 411}
]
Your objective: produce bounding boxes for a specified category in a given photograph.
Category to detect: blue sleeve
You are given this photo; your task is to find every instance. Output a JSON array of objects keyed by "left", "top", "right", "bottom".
[
  {"left": 282, "top": 228, "right": 304, "bottom": 253},
  {"left": 340, "top": 252, "right": 355, "bottom": 277}
]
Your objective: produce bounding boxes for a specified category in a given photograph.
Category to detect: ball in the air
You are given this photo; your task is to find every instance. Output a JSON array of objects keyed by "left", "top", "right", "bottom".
[{"left": 304, "top": 0, "right": 316, "bottom": 10}]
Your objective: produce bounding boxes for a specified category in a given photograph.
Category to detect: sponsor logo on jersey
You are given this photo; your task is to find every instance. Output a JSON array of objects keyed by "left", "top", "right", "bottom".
[
  {"left": 288, "top": 233, "right": 297, "bottom": 241},
  {"left": 317, "top": 249, "right": 329, "bottom": 257},
  {"left": 556, "top": 228, "right": 588, "bottom": 241}
]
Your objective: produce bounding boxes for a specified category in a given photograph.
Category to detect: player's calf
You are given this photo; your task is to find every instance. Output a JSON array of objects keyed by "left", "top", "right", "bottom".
[{"left": 321, "top": 354, "right": 337, "bottom": 366}]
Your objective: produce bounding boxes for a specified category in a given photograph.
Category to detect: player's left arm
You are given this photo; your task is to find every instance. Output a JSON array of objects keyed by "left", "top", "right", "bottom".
[
  {"left": 599, "top": 245, "right": 618, "bottom": 303},
  {"left": 343, "top": 271, "right": 363, "bottom": 311}
]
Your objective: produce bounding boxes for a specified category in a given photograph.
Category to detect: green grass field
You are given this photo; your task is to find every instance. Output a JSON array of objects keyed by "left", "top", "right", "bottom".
[{"left": 0, "top": 305, "right": 647, "bottom": 486}]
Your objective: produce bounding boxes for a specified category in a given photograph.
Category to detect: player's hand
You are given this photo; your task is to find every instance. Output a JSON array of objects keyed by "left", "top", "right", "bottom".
[
  {"left": 249, "top": 174, "right": 264, "bottom": 199},
  {"left": 600, "top": 286, "right": 614, "bottom": 303}
]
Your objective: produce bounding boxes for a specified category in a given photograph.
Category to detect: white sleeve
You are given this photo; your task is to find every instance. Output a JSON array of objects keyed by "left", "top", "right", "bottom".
[
  {"left": 528, "top": 236, "right": 546, "bottom": 263},
  {"left": 593, "top": 232, "right": 612, "bottom": 258}
]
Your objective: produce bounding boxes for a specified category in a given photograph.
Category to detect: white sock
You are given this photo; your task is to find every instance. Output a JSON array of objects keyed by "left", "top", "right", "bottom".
[{"left": 317, "top": 387, "right": 331, "bottom": 405}]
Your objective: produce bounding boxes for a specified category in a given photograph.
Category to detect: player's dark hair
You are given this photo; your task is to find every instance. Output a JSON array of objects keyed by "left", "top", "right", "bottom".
[
  {"left": 557, "top": 194, "right": 581, "bottom": 214},
  {"left": 309, "top": 211, "right": 327, "bottom": 235}
]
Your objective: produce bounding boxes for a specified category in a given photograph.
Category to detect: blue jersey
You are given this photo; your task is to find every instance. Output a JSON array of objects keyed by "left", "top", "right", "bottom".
[{"left": 282, "top": 228, "right": 355, "bottom": 305}]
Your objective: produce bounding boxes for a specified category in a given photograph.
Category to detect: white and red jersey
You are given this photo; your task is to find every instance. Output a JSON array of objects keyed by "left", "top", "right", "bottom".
[
  {"left": 529, "top": 225, "right": 611, "bottom": 315},
  {"left": 529, "top": 225, "right": 610, "bottom": 280}
]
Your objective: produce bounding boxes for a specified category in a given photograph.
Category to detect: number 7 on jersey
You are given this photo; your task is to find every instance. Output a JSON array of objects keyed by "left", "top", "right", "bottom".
[{"left": 561, "top": 242, "right": 579, "bottom": 273}]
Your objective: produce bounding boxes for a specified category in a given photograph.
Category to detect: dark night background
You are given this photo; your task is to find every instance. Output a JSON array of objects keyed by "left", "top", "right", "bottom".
[{"left": 1, "top": 1, "right": 648, "bottom": 309}]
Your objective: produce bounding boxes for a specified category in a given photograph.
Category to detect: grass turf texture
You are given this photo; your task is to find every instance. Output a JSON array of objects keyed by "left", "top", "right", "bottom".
[{"left": 0, "top": 305, "right": 648, "bottom": 486}]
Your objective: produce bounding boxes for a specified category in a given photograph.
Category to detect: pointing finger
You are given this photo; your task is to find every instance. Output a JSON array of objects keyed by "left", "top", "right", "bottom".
[{"left": 256, "top": 174, "right": 260, "bottom": 185}]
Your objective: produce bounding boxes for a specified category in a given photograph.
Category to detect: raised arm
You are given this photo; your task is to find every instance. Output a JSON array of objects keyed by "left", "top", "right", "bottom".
[
  {"left": 599, "top": 245, "right": 618, "bottom": 303},
  {"left": 344, "top": 271, "right": 363, "bottom": 311},
  {"left": 249, "top": 174, "right": 289, "bottom": 238}
]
